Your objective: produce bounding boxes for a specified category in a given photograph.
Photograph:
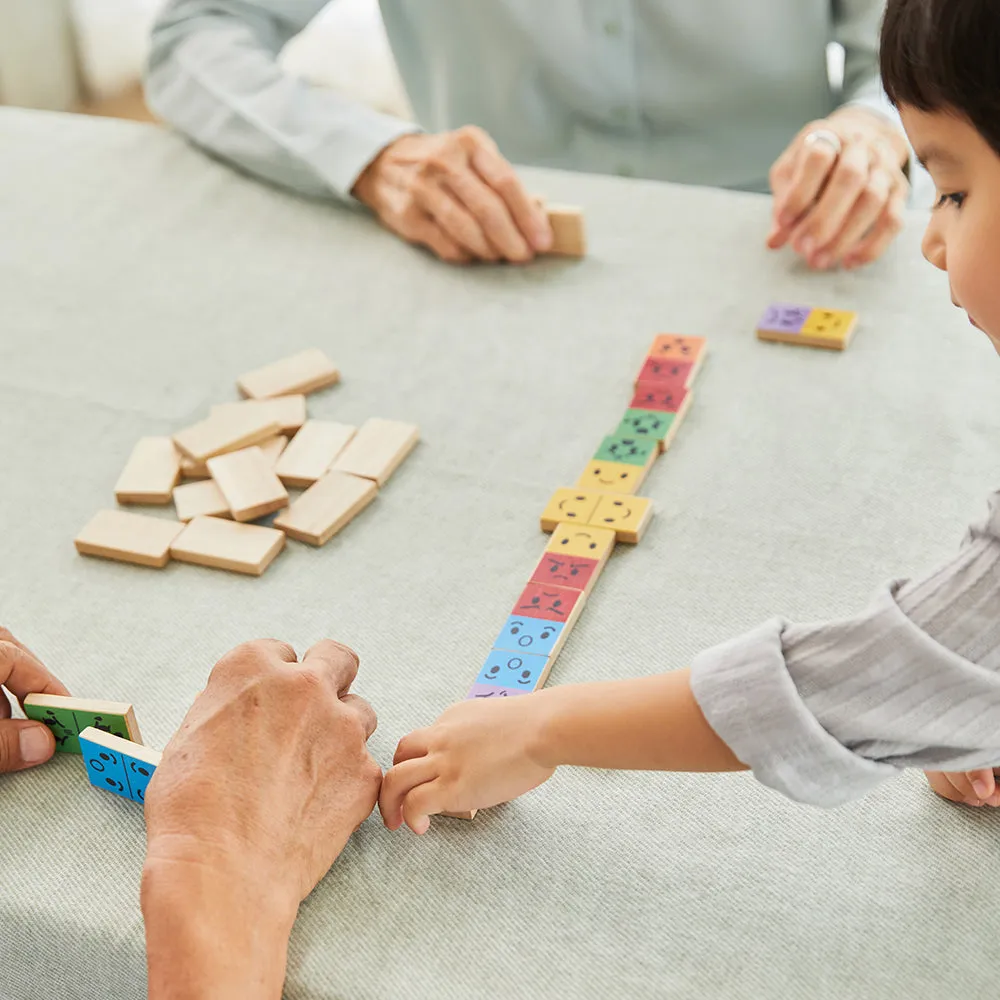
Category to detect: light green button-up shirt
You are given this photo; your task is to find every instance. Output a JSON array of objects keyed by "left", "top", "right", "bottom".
[{"left": 147, "top": 1, "right": 895, "bottom": 201}]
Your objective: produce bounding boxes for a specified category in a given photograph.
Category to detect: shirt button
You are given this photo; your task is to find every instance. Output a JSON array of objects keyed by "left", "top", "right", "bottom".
[{"left": 604, "top": 20, "right": 622, "bottom": 36}]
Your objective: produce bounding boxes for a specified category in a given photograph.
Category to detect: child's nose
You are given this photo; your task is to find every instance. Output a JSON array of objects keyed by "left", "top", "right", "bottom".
[{"left": 922, "top": 218, "right": 947, "bottom": 271}]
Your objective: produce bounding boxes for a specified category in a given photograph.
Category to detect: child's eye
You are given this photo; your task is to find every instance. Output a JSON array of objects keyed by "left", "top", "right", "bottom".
[{"left": 934, "top": 192, "right": 966, "bottom": 209}]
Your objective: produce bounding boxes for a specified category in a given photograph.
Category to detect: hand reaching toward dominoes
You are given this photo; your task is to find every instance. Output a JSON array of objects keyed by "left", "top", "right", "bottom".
[
  {"left": 141, "top": 639, "right": 381, "bottom": 1000},
  {"left": 0, "top": 627, "right": 70, "bottom": 773},
  {"left": 925, "top": 768, "right": 1000, "bottom": 808},
  {"left": 380, "top": 696, "right": 557, "bottom": 834},
  {"left": 352, "top": 127, "right": 552, "bottom": 264}
]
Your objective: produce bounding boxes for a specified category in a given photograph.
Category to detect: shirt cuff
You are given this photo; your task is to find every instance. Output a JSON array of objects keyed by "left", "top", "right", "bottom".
[{"left": 690, "top": 619, "right": 897, "bottom": 807}]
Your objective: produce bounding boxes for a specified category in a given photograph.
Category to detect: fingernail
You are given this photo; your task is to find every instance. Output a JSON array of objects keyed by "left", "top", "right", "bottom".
[
  {"left": 972, "top": 778, "right": 992, "bottom": 799},
  {"left": 801, "top": 237, "right": 816, "bottom": 256},
  {"left": 20, "top": 725, "right": 51, "bottom": 764},
  {"left": 533, "top": 224, "right": 552, "bottom": 252},
  {"left": 779, "top": 210, "right": 794, "bottom": 228},
  {"left": 814, "top": 252, "right": 832, "bottom": 270}
]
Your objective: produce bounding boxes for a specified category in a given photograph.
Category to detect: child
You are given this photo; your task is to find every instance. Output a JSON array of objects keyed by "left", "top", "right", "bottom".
[{"left": 379, "top": 0, "right": 1000, "bottom": 834}]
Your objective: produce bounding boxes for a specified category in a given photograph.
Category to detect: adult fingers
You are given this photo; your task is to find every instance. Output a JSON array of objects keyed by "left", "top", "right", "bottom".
[
  {"left": 340, "top": 693, "right": 378, "bottom": 740},
  {"left": 843, "top": 186, "right": 907, "bottom": 269},
  {"left": 393, "top": 730, "right": 431, "bottom": 765},
  {"left": 0, "top": 719, "right": 56, "bottom": 773},
  {"left": 302, "top": 639, "right": 360, "bottom": 698},
  {"left": 379, "top": 757, "right": 438, "bottom": 830},
  {"left": 470, "top": 144, "right": 551, "bottom": 254},
  {"left": 766, "top": 146, "right": 799, "bottom": 248},
  {"left": 445, "top": 168, "right": 532, "bottom": 262},
  {"left": 407, "top": 215, "right": 473, "bottom": 265},
  {"left": 790, "top": 142, "right": 871, "bottom": 263},
  {"left": 816, "top": 166, "right": 893, "bottom": 267},
  {"left": 0, "top": 639, "right": 70, "bottom": 701},
  {"left": 777, "top": 135, "right": 840, "bottom": 231},
  {"left": 417, "top": 181, "right": 498, "bottom": 260}
]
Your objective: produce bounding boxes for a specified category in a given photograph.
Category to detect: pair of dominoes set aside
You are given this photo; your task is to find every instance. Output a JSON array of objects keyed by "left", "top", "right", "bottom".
[
  {"left": 446, "top": 333, "right": 705, "bottom": 820},
  {"left": 73, "top": 349, "right": 419, "bottom": 576}
]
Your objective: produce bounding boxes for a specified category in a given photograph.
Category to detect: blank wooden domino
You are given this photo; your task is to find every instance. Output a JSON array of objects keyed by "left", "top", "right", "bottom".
[
  {"left": 273, "top": 470, "right": 377, "bottom": 547},
  {"left": 210, "top": 396, "right": 307, "bottom": 435},
  {"left": 756, "top": 304, "right": 858, "bottom": 350},
  {"left": 172, "top": 479, "right": 231, "bottom": 522},
  {"left": 545, "top": 204, "right": 586, "bottom": 257},
  {"left": 274, "top": 420, "right": 357, "bottom": 488},
  {"left": 79, "top": 727, "right": 161, "bottom": 803},
  {"left": 114, "top": 437, "right": 180, "bottom": 505},
  {"left": 75, "top": 509, "right": 184, "bottom": 568},
  {"left": 330, "top": 418, "right": 419, "bottom": 486},
  {"left": 258, "top": 435, "right": 289, "bottom": 466},
  {"left": 179, "top": 454, "right": 211, "bottom": 480},
  {"left": 237, "top": 349, "right": 340, "bottom": 400},
  {"left": 179, "top": 434, "right": 286, "bottom": 480},
  {"left": 24, "top": 693, "right": 142, "bottom": 754},
  {"left": 170, "top": 516, "right": 286, "bottom": 576},
  {"left": 207, "top": 446, "right": 288, "bottom": 522},
  {"left": 173, "top": 408, "right": 281, "bottom": 464}
]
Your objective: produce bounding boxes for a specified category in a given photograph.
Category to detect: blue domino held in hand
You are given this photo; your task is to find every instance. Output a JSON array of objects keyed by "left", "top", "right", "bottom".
[{"left": 79, "top": 726, "right": 162, "bottom": 804}]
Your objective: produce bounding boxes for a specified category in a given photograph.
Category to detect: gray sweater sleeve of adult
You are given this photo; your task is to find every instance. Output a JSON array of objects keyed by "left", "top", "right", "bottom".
[
  {"left": 146, "top": 0, "right": 419, "bottom": 201},
  {"left": 690, "top": 491, "right": 1000, "bottom": 807}
]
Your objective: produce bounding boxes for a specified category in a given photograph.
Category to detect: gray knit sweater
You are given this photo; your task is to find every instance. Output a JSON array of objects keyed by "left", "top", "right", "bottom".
[{"left": 690, "top": 490, "right": 1000, "bottom": 806}]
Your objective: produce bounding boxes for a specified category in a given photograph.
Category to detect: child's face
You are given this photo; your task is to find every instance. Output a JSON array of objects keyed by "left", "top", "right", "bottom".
[{"left": 901, "top": 106, "right": 1000, "bottom": 353}]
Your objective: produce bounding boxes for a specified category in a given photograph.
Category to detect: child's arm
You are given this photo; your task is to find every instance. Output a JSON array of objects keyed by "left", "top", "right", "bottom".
[{"left": 378, "top": 669, "right": 746, "bottom": 834}]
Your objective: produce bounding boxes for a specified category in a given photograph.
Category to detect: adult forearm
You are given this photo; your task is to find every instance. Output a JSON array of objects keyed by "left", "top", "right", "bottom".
[
  {"left": 533, "top": 669, "right": 747, "bottom": 773},
  {"left": 142, "top": 853, "right": 296, "bottom": 1000}
]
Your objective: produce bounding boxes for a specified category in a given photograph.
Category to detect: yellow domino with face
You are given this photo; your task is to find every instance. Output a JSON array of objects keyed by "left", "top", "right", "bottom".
[
  {"left": 544, "top": 523, "right": 617, "bottom": 561},
  {"left": 575, "top": 460, "right": 648, "bottom": 495},
  {"left": 540, "top": 489, "right": 602, "bottom": 532},
  {"left": 587, "top": 494, "right": 654, "bottom": 544},
  {"left": 800, "top": 308, "right": 858, "bottom": 348}
]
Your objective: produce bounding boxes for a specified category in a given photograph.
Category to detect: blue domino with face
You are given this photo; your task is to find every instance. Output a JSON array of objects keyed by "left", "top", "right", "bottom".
[
  {"left": 493, "top": 616, "right": 564, "bottom": 657},
  {"left": 474, "top": 649, "right": 550, "bottom": 691},
  {"left": 79, "top": 730, "right": 159, "bottom": 804}
]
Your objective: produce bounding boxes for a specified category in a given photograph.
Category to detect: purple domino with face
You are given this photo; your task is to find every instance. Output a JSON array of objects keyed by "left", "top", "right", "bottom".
[
  {"left": 465, "top": 683, "right": 531, "bottom": 700},
  {"left": 759, "top": 303, "right": 811, "bottom": 334}
]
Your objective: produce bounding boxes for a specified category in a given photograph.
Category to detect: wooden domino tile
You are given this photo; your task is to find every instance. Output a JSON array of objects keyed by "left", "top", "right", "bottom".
[
  {"left": 540, "top": 489, "right": 602, "bottom": 533},
  {"left": 173, "top": 408, "right": 281, "bottom": 464},
  {"left": 114, "top": 437, "right": 180, "bottom": 505},
  {"left": 258, "top": 435, "right": 289, "bottom": 466},
  {"left": 576, "top": 459, "right": 648, "bottom": 495},
  {"left": 210, "top": 395, "right": 307, "bottom": 435},
  {"left": 172, "top": 479, "right": 231, "bottom": 522},
  {"left": 470, "top": 648, "right": 552, "bottom": 696},
  {"left": 330, "top": 418, "right": 419, "bottom": 486},
  {"left": 75, "top": 509, "right": 184, "bottom": 569},
  {"left": 532, "top": 523, "right": 615, "bottom": 595},
  {"left": 207, "top": 446, "right": 288, "bottom": 522},
  {"left": 274, "top": 420, "right": 356, "bottom": 488},
  {"left": 273, "top": 470, "right": 377, "bottom": 547},
  {"left": 180, "top": 434, "right": 287, "bottom": 480},
  {"left": 647, "top": 335, "right": 707, "bottom": 367},
  {"left": 79, "top": 727, "right": 161, "bottom": 803},
  {"left": 615, "top": 394, "right": 693, "bottom": 453},
  {"left": 635, "top": 356, "right": 701, "bottom": 390},
  {"left": 170, "top": 516, "right": 286, "bottom": 576},
  {"left": 24, "top": 693, "right": 142, "bottom": 754},
  {"left": 589, "top": 494, "right": 654, "bottom": 544},
  {"left": 237, "top": 348, "right": 340, "bottom": 399},
  {"left": 545, "top": 204, "right": 586, "bottom": 257},
  {"left": 756, "top": 304, "right": 858, "bottom": 350}
]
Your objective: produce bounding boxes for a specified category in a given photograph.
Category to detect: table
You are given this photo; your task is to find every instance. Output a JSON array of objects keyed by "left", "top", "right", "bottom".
[{"left": 2, "top": 108, "right": 999, "bottom": 1000}]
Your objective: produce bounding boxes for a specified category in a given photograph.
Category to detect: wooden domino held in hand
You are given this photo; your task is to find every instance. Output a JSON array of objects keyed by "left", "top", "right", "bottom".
[
  {"left": 24, "top": 693, "right": 142, "bottom": 754},
  {"left": 79, "top": 727, "right": 161, "bottom": 804}
]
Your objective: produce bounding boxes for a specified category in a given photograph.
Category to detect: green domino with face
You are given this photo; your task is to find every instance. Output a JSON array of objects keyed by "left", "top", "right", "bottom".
[
  {"left": 592, "top": 434, "right": 658, "bottom": 467},
  {"left": 614, "top": 409, "right": 676, "bottom": 443},
  {"left": 23, "top": 703, "right": 81, "bottom": 754},
  {"left": 72, "top": 710, "right": 131, "bottom": 743}
]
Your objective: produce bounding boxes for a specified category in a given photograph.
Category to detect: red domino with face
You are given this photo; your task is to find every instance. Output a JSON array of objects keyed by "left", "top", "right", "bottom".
[
  {"left": 529, "top": 552, "right": 600, "bottom": 592},
  {"left": 629, "top": 382, "right": 690, "bottom": 413},
  {"left": 635, "top": 357, "right": 693, "bottom": 387},
  {"left": 511, "top": 582, "right": 582, "bottom": 622}
]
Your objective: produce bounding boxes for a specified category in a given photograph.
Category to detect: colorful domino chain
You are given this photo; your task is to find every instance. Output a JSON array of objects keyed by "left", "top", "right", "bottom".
[{"left": 465, "top": 335, "right": 707, "bottom": 704}]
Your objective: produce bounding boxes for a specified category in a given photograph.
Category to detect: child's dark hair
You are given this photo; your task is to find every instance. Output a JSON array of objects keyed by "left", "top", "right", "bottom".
[{"left": 881, "top": 0, "right": 1000, "bottom": 156}]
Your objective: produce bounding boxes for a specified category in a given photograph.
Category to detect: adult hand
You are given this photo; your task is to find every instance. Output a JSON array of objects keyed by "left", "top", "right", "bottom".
[
  {"left": 352, "top": 127, "right": 553, "bottom": 264},
  {"left": 767, "top": 107, "right": 910, "bottom": 271},
  {"left": 0, "top": 627, "right": 70, "bottom": 772},
  {"left": 380, "top": 696, "right": 556, "bottom": 834},
  {"left": 142, "top": 639, "right": 380, "bottom": 1000},
  {"left": 925, "top": 768, "right": 1000, "bottom": 808}
]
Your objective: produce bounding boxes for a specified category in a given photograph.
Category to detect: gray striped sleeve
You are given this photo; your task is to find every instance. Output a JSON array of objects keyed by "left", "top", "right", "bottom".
[{"left": 690, "top": 491, "right": 1000, "bottom": 807}]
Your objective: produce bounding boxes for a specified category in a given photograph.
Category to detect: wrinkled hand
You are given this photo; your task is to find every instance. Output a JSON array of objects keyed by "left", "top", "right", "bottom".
[
  {"left": 767, "top": 109, "right": 909, "bottom": 271},
  {"left": 0, "top": 627, "right": 70, "bottom": 773},
  {"left": 380, "top": 695, "right": 556, "bottom": 834},
  {"left": 352, "top": 127, "right": 552, "bottom": 264},
  {"left": 144, "top": 639, "right": 381, "bottom": 907},
  {"left": 925, "top": 768, "right": 1000, "bottom": 808}
]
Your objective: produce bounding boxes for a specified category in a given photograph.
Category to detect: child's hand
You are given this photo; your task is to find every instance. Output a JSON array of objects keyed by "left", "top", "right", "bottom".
[
  {"left": 925, "top": 769, "right": 1000, "bottom": 807},
  {"left": 379, "top": 695, "right": 556, "bottom": 834}
]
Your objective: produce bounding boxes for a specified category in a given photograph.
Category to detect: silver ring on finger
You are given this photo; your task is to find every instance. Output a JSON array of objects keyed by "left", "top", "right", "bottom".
[{"left": 804, "top": 129, "right": 843, "bottom": 157}]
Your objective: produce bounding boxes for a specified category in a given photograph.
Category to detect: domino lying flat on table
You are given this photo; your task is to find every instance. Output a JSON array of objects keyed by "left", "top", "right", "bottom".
[
  {"left": 756, "top": 303, "right": 859, "bottom": 350},
  {"left": 79, "top": 728, "right": 161, "bottom": 804}
]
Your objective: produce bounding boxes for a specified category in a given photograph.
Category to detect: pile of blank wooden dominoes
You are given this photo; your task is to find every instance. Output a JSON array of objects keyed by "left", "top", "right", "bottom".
[{"left": 74, "top": 349, "right": 418, "bottom": 576}]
